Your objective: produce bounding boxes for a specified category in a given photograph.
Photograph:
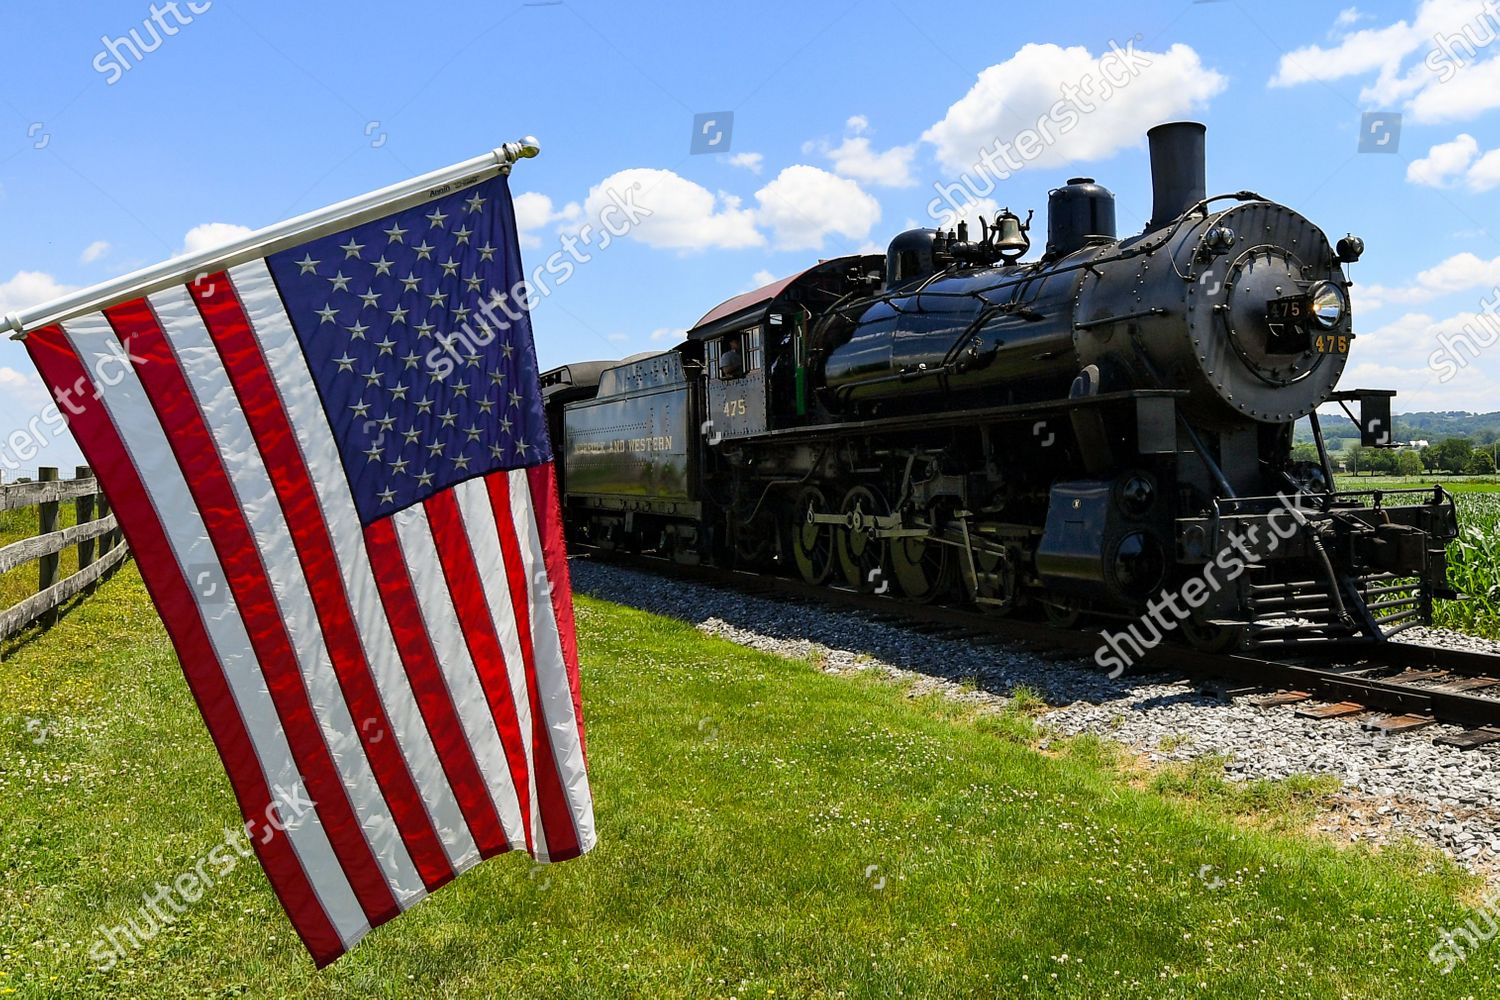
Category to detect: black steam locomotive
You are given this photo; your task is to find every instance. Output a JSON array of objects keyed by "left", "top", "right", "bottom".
[{"left": 542, "top": 122, "right": 1459, "bottom": 652}]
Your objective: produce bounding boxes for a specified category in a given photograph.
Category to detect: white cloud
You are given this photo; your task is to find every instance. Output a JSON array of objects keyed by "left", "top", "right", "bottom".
[
  {"left": 727, "top": 152, "right": 764, "bottom": 174},
  {"left": 580, "top": 168, "right": 763, "bottom": 252},
  {"left": 0, "top": 270, "right": 76, "bottom": 317},
  {"left": 1271, "top": 1, "right": 1500, "bottom": 124},
  {"left": 80, "top": 240, "right": 110, "bottom": 264},
  {"left": 812, "top": 115, "right": 917, "bottom": 188},
  {"left": 512, "top": 191, "right": 581, "bottom": 248},
  {"left": 1335, "top": 7, "right": 1369, "bottom": 29},
  {"left": 753, "top": 165, "right": 882, "bottom": 251},
  {"left": 1360, "top": 251, "right": 1500, "bottom": 309},
  {"left": 1406, "top": 133, "right": 1478, "bottom": 186},
  {"left": 922, "top": 42, "right": 1226, "bottom": 175},
  {"left": 180, "top": 223, "right": 254, "bottom": 256},
  {"left": 1466, "top": 148, "right": 1500, "bottom": 191},
  {"left": 751, "top": 269, "right": 777, "bottom": 287},
  {"left": 0, "top": 365, "right": 49, "bottom": 409},
  {"left": 649, "top": 327, "right": 686, "bottom": 342},
  {"left": 933, "top": 196, "right": 1000, "bottom": 232}
]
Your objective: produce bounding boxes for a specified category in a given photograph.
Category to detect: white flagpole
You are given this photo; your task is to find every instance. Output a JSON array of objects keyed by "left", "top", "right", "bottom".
[{"left": 5, "top": 137, "right": 540, "bottom": 339}]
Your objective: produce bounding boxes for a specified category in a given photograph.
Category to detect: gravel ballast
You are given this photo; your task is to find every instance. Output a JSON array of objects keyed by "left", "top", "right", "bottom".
[{"left": 571, "top": 558, "right": 1500, "bottom": 876}]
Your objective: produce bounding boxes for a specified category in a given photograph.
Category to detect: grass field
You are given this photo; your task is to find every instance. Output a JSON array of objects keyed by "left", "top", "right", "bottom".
[{"left": 4, "top": 567, "right": 1500, "bottom": 997}]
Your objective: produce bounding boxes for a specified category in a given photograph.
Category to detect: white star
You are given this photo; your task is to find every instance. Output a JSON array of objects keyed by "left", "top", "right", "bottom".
[
  {"left": 401, "top": 427, "right": 421, "bottom": 444},
  {"left": 389, "top": 381, "right": 409, "bottom": 400},
  {"left": 350, "top": 399, "right": 371, "bottom": 418},
  {"left": 452, "top": 453, "right": 472, "bottom": 471},
  {"left": 464, "top": 352, "right": 483, "bottom": 368},
  {"left": 387, "top": 304, "right": 409, "bottom": 324},
  {"left": 508, "top": 389, "right": 522, "bottom": 408},
  {"left": 427, "top": 290, "right": 447, "bottom": 308},
  {"left": 376, "top": 413, "right": 397, "bottom": 431},
  {"left": 514, "top": 439, "right": 530, "bottom": 456},
  {"left": 364, "top": 442, "right": 383, "bottom": 462},
  {"left": 374, "top": 336, "right": 396, "bottom": 355},
  {"left": 453, "top": 226, "right": 473, "bottom": 245},
  {"left": 399, "top": 273, "right": 421, "bottom": 292},
  {"left": 489, "top": 369, "right": 507, "bottom": 384},
  {"left": 339, "top": 238, "right": 365, "bottom": 259},
  {"left": 362, "top": 367, "right": 382, "bottom": 386},
  {"left": 452, "top": 380, "right": 470, "bottom": 397},
  {"left": 316, "top": 304, "right": 339, "bottom": 324},
  {"left": 499, "top": 415, "right": 513, "bottom": 434},
  {"left": 440, "top": 257, "right": 460, "bottom": 276},
  {"left": 415, "top": 321, "right": 436, "bottom": 339},
  {"left": 438, "top": 409, "right": 458, "bottom": 427},
  {"left": 328, "top": 271, "right": 352, "bottom": 292},
  {"left": 385, "top": 223, "right": 409, "bottom": 244},
  {"left": 452, "top": 305, "right": 472, "bottom": 322},
  {"left": 489, "top": 443, "right": 505, "bottom": 459},
  {"left": 465, "top": 192, "right": 486, "bottom": 213},
  {"left": 477, "top": 396, "right": 495, "bottom": 413},
  {"left": 359, "top": 289, "right": 380, "bottom": 309},
  {"left": 463, "top": 274, "right": 484, "bottom": 292},
  {"left": 415, "top": 468, "right": 435, "bottom": 487},
  {"left": 413, "top": 241, "right": 435, "bottom": 260},
  {"left": 333, "top": 353, "right": 357, "bottom": 372},
  {"left": 478, "top": 243, "right": 497, "bottom": 261},
  {"left": 296, "top": 253, "right": 320, "bottom": 275},
  {"left": 413, "top": 396, "right": 434, "bottom": 414},
  {"left": 500, "top": 341, "right": 515, "bottom": 359},
  {"left": 378, "top": 486, "right": 397, "bottom": 505},
  {"left": 401, "top": 350, "right": 421, "bottom": 369},
  {"left": 347, "top": 321, "right": 370, "bottom": 340},
  {"left": 426, "top": 440, "right": 445, "bottom": 457},
  {"left": 371, "top": 255, "right": 394, "bottom": 276},
  {"left": 389, "top": 456, "right": 410, "bottom": 474},
  {"left": 426, "top": 208, "right": 448, "bottom": 229},
  {"left": 464, "top": 424, "right": 483, "bottom": 442}
]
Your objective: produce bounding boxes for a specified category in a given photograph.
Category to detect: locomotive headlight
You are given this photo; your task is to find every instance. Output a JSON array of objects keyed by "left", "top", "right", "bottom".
[{"left": 1308, "top": 281, "right": 1347, "bottom": 329}]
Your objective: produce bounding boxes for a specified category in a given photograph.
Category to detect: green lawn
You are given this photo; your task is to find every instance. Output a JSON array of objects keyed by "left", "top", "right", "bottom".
[{"left": 3, "top": 566, "right": 1500, "bottom": 997}]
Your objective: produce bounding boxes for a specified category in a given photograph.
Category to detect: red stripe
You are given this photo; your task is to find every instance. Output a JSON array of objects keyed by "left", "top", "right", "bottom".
[
  {"left": 485, "top": 472, "right": 580, "bottom": 858},
  {"left": 24, "top": 324, "right": 346, "bottom": 966},
  {"left": 363, "top": 518, "right": 510, "bottom": 858},
  {"left": 526, "top": 463, "right": 588, "bottom": 760},
  {"left": 422, "top": 489, "right": 535, "bottom": 853},
  {"left": 186, "top": 273, "right": 454, "bottom": 891},
  {"left": 103, "top": 297, "right": 405, "bottom": 920}
]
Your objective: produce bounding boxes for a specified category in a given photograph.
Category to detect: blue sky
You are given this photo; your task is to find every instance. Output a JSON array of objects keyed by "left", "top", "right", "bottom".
[{"left": 2, "top": 0, "right": 1499, "bottom": 474}]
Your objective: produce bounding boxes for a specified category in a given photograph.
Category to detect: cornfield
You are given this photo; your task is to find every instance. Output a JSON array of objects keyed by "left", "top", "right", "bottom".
[{"left": 1435, "top": 491, "right": 1500, "bottom": 637}]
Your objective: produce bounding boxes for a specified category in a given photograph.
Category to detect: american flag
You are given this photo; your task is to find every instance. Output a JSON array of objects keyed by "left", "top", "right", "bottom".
[{"left": 23, "top": 171, "right": 595, "bottom": 966}]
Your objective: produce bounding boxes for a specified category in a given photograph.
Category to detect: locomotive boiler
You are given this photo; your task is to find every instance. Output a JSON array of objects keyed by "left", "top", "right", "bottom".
[{"left": 543, "top": 122, "right": 1459, "bottom": 653}]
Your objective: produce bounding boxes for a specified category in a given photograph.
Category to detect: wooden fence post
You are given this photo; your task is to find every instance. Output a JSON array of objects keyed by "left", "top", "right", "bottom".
[
  {"left": 75, "top": 466, "right": 96, "bottom": 593},
  {"left": 37, "top": 467, "right": 59, "bottom": 627}
]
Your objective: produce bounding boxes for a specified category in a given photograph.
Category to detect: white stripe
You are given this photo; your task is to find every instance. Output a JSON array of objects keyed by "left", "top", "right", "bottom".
[
  {"left": 149, "top": 285, "right": 464, "bottom": 891},
  {"left": 392, "top": 505, "right": 528, "bottom": 847},
  {"left": 58, "top": 312, "right": 370, "bottom": 947},
  {"left": 454, "top": 478, "right": 546, "bottom": 857},
  {"left": 231, "top": 259, "right": 509, "bottom": 861},
  {"left": 508, "top": 469, "right": 597, "bottom": 857}
]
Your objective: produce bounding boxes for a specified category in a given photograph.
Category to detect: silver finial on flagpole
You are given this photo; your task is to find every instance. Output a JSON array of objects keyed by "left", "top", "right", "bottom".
[{"left": 497, "top": 137, "right": 541, "bottom": 175}]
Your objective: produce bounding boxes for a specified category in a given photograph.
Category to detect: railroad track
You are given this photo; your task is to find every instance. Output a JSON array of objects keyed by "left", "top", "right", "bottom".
[{"left": 575, "top": 548, "right": 1500, "bottom": 751}]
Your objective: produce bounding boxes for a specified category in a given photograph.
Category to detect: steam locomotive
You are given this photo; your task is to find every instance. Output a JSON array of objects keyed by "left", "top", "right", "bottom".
[{"left": 542, "top": 122, "right": 1460, "bottom": 652}]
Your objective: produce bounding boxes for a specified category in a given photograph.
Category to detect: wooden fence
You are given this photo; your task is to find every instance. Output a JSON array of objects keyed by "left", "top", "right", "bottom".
[{"left": 0, "top": 465, "right": 129, "bottom": 643}]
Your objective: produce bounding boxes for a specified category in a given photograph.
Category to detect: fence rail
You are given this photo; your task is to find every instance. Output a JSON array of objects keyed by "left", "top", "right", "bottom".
[{"left": 0, "top": 465, "right": 128, "bottom": 645}]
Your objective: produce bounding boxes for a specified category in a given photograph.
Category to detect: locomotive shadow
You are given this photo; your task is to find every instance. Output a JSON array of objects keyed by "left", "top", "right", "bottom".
[{"left": 569, "top": 558, "right": 1217, "bottom": 710}]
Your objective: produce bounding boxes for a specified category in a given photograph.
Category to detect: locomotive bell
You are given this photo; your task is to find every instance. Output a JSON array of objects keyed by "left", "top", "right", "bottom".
[{"left": 993, "top": 208, "right": 1032, "bottom": 262}]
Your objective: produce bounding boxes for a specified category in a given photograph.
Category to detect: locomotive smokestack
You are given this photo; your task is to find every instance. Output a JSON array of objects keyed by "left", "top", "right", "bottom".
[{"left": 1146, "top": 121, "right": 1206, "bottom": 231}]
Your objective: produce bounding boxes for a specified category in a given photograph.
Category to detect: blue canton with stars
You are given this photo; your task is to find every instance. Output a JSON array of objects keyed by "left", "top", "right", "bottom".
[{"left": 267, "top": 174, "right": 551, "bottom": 525}]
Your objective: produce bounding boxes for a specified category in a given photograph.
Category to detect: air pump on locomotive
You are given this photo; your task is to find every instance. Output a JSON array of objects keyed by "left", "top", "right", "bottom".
[{"left": 542, "top": 122, "right": 1460, "bottom": 652}]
